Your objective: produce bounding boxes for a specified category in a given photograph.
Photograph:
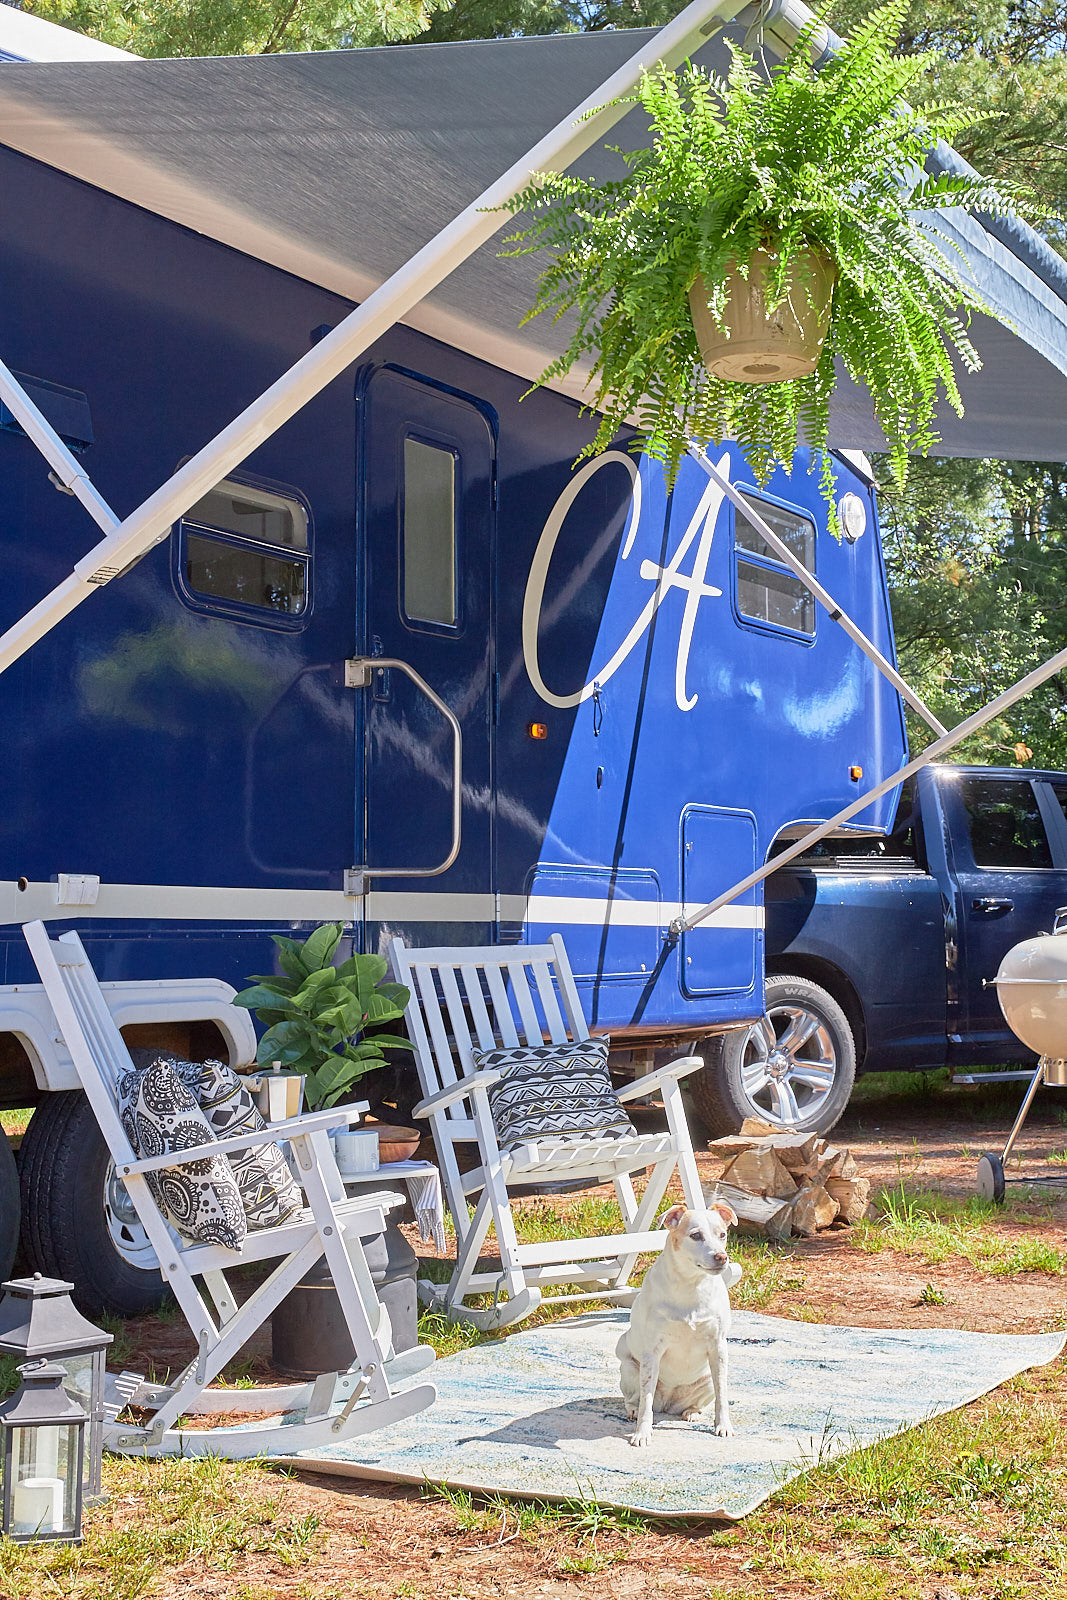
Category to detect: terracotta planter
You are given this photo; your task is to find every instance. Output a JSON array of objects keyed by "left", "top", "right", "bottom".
[{"left": 689, "top": 247, "right": 836, "bottom": 383}]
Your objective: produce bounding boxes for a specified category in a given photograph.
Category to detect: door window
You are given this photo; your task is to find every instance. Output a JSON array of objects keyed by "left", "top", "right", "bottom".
[
  {"left": 959, "top": 777, "right": 1052, "bottom": 868},
  {"left": 733, "top": 494, "right": 816, "bottom": 638},
  {"left": 402, "top": 437, "right": 457, "bottom": 627}
]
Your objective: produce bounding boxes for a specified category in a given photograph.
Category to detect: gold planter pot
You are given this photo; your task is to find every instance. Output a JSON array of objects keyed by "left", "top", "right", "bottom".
[{"left": 689, "top": 247, "right": 836, "bottom": 384}]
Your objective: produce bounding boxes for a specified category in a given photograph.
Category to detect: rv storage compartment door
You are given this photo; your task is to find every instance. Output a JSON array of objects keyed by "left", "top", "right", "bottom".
[
  {"left": 680, "top": 805, "right": 761, "bottom": 1000},
  {"left": 360, "top": 367, "right": 495, "bottom": 941}
]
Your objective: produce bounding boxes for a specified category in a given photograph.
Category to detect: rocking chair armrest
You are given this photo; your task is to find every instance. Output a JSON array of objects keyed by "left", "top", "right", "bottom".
[
  {"left": 118, "top": 1105, "right": 367, "bottom": 1178},
  {"left": 412, "top": 1069, "right": 503, "bottom": 1118},
  {"left": 615, "top": 1055, "right": 704, "bottom": 1102}
]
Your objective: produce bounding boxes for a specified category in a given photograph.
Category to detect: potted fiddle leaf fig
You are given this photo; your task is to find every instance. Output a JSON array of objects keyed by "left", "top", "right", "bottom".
[
  {"left": 234, "top": 923, "right": 412, "bottom": 1111},
  {"left": 502, "top": 0, "right": 1031, "bottom": 512}
]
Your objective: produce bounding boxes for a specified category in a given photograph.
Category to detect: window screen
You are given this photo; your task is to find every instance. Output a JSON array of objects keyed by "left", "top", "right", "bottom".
[
  {"left": 403, "top": 438, "right": 456, "bottom": 625},
  {"left": 959, "top": 777, "right": 1052, "bottom": 868},
  {"left": 734, "top": 495, "right": 815, "bottom": 637},
  {"left": 182, "top": 479, "right": 309, "bottom": 617}
]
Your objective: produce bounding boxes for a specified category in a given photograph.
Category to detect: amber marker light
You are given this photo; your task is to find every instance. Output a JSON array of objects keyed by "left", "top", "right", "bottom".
[
  {"left": 527, "top": 722, "right": 548, "bottom": 741},
  {"left": 849, "top": 765, "right": 863, "bottom": 782}
]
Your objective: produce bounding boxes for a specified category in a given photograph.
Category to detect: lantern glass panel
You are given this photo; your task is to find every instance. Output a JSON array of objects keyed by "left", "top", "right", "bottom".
[
  {"left": 10, "top": 1423, "right": 77, "bottom": 1537},
  {"left": 58, "top": 1353, "right": 94, "bottom": 1406}
]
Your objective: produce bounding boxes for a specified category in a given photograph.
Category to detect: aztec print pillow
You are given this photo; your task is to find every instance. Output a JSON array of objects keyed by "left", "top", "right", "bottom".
[
  {"left": 117, "top": 1058, "right": 247, "bottom": 1251},
  {"left": 475, "top": 1036, "right": 636, "bottom": 1151},
  {"left": 173, "top": 1059, "right": 303, "bottom": 1232}
]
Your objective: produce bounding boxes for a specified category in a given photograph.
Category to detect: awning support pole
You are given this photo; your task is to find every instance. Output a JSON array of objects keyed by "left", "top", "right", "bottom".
[
  {"left": 687, "top": 443, "right": 946, "bottom": 735},
  {"left": 0, "top": 0, "right": 750, "bottom": 679},
  {"left": 0, "top": 359, "right": 119, "bottom": 534},
  {"left": 670, "top": 640, "right": 1067, "bottom": 936}
]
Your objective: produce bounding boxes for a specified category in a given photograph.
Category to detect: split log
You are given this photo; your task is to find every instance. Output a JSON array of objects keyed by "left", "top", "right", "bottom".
[
  {"left": 816, "top": 1146, "right": 857, "bottom": 1180},
  {"left": 704, "top": 1182, "right": 794, "bottom": 1243},
  {"left": 790, "top": 1183, "right": 840, "bottom": 1237},
  {"left": 824, "top": 1175, "right": 871, "bottom": 1224},
  {"left": 719, "top": 1146, "right": 797, "bottom": 1200},
  {"left": 708, "top": 1131, "right": 820, "bottom": 1171},
  {"left": 739, "top": 1117, "right": 779, "bottom": 1137}
]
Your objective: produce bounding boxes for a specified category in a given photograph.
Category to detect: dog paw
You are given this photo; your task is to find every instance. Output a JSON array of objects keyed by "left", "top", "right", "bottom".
[
  {"left": 682, "top": 1409, "right": 705, "bottom": 1423},
  {"left": 713, "top": 1420, "right": 734, "bottom": 1439},
  {"left": 629, "top": 1430, "right": 652, "bottom": 1448}
]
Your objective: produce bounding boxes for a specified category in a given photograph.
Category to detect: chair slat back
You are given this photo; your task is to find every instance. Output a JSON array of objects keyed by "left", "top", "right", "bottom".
[
  {"left": 22, "top": 922, "right": 138, "bottom": 1166},
  {"left": 388, "top": 938, "right": 591, "bottom": 1108}
]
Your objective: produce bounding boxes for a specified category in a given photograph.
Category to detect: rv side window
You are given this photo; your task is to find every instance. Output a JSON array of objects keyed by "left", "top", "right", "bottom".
[
  {"left": 402, "top": 437, "right": 457, "bottom": 626},
  {"left": 181, "top": 480, "right": 309, "bottom": 619},
  {"left": 733, "top": 495, "right": 815, "bottom": 638}
]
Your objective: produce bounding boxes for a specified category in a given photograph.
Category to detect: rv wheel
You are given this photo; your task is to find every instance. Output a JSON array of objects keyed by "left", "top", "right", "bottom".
[
  {"left": 688, "top": 974, "right": 856, "bottom": 1139},
  {"left": 19, "top": 1092, "right": 168, "bottom": 1317},
  {"left": 0, "top": 1133, "right": 19, "bottom": 1284}
]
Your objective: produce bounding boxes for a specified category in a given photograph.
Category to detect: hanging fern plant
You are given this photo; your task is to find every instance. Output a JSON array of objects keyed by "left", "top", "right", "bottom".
[{"left": 501, "top": 0, "right": 1032, "bottom": 515}]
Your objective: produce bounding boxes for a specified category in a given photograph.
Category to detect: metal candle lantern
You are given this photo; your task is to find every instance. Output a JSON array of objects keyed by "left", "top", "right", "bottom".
[
  {"left": 0, "top": 1358, "right": 86, "bottom": 1544},
  {"left": 0, "top": 1276, "right": 111, "bottom": 1503}
]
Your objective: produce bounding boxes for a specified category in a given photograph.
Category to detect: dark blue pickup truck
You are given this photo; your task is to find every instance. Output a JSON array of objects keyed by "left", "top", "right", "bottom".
[{"left": 689, "top": 764, "right": 1067, "bottom": 1137}]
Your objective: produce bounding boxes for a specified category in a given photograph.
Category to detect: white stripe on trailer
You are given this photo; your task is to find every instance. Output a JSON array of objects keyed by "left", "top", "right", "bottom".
[{"left": 0, "top": 880, "right": 763, "bottom": 927}]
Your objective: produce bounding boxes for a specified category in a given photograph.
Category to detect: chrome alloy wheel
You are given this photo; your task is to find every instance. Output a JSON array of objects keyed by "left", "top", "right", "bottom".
[
  {"left": 103, "top": 1164, "right": 160, "bottom": 1271},
  {"left": 737, "top": 1005, "right": 838, "bottom": 1127}
]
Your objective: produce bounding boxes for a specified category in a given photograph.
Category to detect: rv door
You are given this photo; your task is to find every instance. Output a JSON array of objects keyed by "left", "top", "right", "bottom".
[{"left": 358, "top": 366, "right": 496, "bottom": 944}]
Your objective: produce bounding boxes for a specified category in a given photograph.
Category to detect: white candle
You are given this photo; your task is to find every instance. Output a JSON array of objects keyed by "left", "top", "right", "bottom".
[{"left": 13, "top": 1476, "right": 63, "bottom": 1536}]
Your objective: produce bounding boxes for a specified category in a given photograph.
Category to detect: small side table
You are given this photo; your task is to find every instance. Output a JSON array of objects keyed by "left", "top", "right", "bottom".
[{"left": 343, "top": 1159, "right": 445, "bottom": 1253}]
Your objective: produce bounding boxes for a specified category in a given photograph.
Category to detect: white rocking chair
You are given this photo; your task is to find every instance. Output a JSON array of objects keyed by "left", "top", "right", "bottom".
[
  {"left": 24, "top": 921, "right": 436, "bottom": 1459},
  {"left": 389, "top": 933, "right": 705, "bottom": 1330}
]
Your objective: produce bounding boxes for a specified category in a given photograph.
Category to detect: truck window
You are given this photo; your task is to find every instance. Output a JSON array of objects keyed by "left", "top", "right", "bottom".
[
  {"left": 733, "top": 494, "right": 815, "bottom": 638},
  {"left": 959, "top": 777, "right": 1052, "bottom": 868},
  {"left": 402, "top": 436, "right": 457, "bottom": 627},
  {"left": 181, "top": 479, "right": 309, "bottom": 619},
  {"left": 769, "top": 780, "right": 922, "bottom": 867}
]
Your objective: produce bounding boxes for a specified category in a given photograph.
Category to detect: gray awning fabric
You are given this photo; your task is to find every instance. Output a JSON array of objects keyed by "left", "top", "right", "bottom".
[{"left": 2, "top": 29, "right": 1067, "bottom": 461}]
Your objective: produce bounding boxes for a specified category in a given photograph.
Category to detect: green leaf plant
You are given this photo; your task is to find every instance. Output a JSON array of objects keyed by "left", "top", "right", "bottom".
[
  {"left": 233, "top": 923, "right": 412, "bottom": 1110},
  {"left": 500, "top": 0, "right": 1035, "bottom": 516}
]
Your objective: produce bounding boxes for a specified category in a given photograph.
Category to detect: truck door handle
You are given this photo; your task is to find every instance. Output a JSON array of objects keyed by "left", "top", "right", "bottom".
[
  {"left": 343, "top": 656, "right": 462, "bottom": 896},
  {"left": 972, "top": 896, "right": 1013, "bottom": 915}
]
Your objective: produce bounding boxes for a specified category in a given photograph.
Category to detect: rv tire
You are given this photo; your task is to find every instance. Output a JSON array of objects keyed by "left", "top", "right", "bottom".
[
  {"left": 687, "top": 974, "right": 856, "bottom": 1138},
  {"left": 0, "top": 1133, "right": 19, "bottom": 1284},
  {"left": 19, "top": 1092, "right": 168, "bottom": 1318}
]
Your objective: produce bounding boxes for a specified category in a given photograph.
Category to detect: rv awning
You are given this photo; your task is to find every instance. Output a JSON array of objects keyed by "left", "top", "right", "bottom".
[{"left": 2, "top": 28, "right": 1067, "bottom": 462}]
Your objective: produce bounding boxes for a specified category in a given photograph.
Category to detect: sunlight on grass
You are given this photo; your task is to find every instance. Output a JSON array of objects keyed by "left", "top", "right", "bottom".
[
  {"left": 0, "top": 1109, "right": 32, "bottom": 1137},
  {"left": 747, "top": 1368, "right": 1067, "bottom": 1597},
  {"left": 856, "top": 1183, "right": 1067, "bottom": 1275},
  {"left": 0, "top": 1456, "right": 302, "bottom": 1600}
]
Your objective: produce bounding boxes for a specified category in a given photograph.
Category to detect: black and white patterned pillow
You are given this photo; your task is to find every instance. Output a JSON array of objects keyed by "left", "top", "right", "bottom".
[
  {"left": 173, "top": 1059, "right": 302, "bottom": 1232},
  {"left": 475, "top": 1036, "right": 635, "bottom": 1151},
  {"left": 117, "top": 1059, "right": 247, "bottom": 1251}
]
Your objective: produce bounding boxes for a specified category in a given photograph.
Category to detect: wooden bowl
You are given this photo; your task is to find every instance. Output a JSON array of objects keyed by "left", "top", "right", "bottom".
[{"left": 369, "top": 1123, "right": 421, "bottom": 1163}]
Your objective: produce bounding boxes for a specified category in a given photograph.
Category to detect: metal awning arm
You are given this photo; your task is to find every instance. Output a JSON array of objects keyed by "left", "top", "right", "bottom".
[
  {"left": 670, "top": 637, "right": 1067, "bottom": 936},
  {"left": 0, "top": 0, "right": 751, "bottom": 679},
  {"left": 687, "top": 442, "right": 946, "bottom": 736},
  {"left": 0, "top": 358, "right": 119, "bottom": 535}
]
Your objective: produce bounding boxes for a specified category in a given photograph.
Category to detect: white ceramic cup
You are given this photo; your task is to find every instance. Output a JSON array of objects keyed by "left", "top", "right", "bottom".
[{"left": 333, "top": 1128, "right": 380, "bottom": 1177}]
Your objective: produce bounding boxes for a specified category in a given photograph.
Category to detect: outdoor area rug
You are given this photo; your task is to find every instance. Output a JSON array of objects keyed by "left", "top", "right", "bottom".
[{"left": 283, "top": 1309, "right": 1065, "bottom": 1519}]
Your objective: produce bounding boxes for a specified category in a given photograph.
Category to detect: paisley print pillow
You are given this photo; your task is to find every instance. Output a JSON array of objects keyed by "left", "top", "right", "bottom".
[{"left": 117, "top": 1058, "right": 247, "bottom": 1251}]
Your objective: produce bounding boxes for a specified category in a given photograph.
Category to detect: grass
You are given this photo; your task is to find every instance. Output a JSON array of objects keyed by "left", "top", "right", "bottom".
[
  {"left": 0, "top": 1456, "right": 317, "bottom": 1600},
  {"left": 0, "top": 1108, "right": 33, "bottom": 1137},
  {"left": 856, "top": 1183, "right": 1067, "bottom": 1275}
]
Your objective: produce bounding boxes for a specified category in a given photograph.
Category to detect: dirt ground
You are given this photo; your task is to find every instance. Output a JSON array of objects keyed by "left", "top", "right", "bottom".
[{"left": 95, "top": 1075, "right": 1067, "bottom": 1600}]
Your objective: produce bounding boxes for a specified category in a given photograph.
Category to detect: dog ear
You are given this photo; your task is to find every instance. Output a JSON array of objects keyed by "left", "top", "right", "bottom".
[
  {"left": 709, "top": 1202, "right": 738, "bottom": 1230},
  {"left": 661, "top": 1203, "right": 688, "bottom": 1230}
]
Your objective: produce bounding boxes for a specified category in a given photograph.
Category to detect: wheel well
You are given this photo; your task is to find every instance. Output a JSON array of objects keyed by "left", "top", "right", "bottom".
[{"left": 764, "top": 956, "right": 868, "bottom": 1070}]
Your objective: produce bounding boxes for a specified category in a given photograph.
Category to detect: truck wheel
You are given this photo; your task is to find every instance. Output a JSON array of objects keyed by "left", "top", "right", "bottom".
[
  {"left": 19, "top": 1092, "right": 167, "bottom": 1317},
  {"left": 688, "top": 975, "right": 856, "bottom": 1139}
]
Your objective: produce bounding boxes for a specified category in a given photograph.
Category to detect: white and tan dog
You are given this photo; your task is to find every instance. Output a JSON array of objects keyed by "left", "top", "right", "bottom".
[{"left": 617, "top": 1201, "right": 739, "bottom": 1448}]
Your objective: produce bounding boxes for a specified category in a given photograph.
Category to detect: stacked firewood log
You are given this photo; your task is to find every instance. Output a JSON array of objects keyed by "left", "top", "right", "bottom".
[{"left": 704, "top": 1117, "right": 872, "bottom": 1240}]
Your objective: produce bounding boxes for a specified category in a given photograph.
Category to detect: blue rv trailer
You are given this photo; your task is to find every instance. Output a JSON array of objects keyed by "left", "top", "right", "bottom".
[{"left": 0, "top": 21, "right": 1024, "bottom": 1311}]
